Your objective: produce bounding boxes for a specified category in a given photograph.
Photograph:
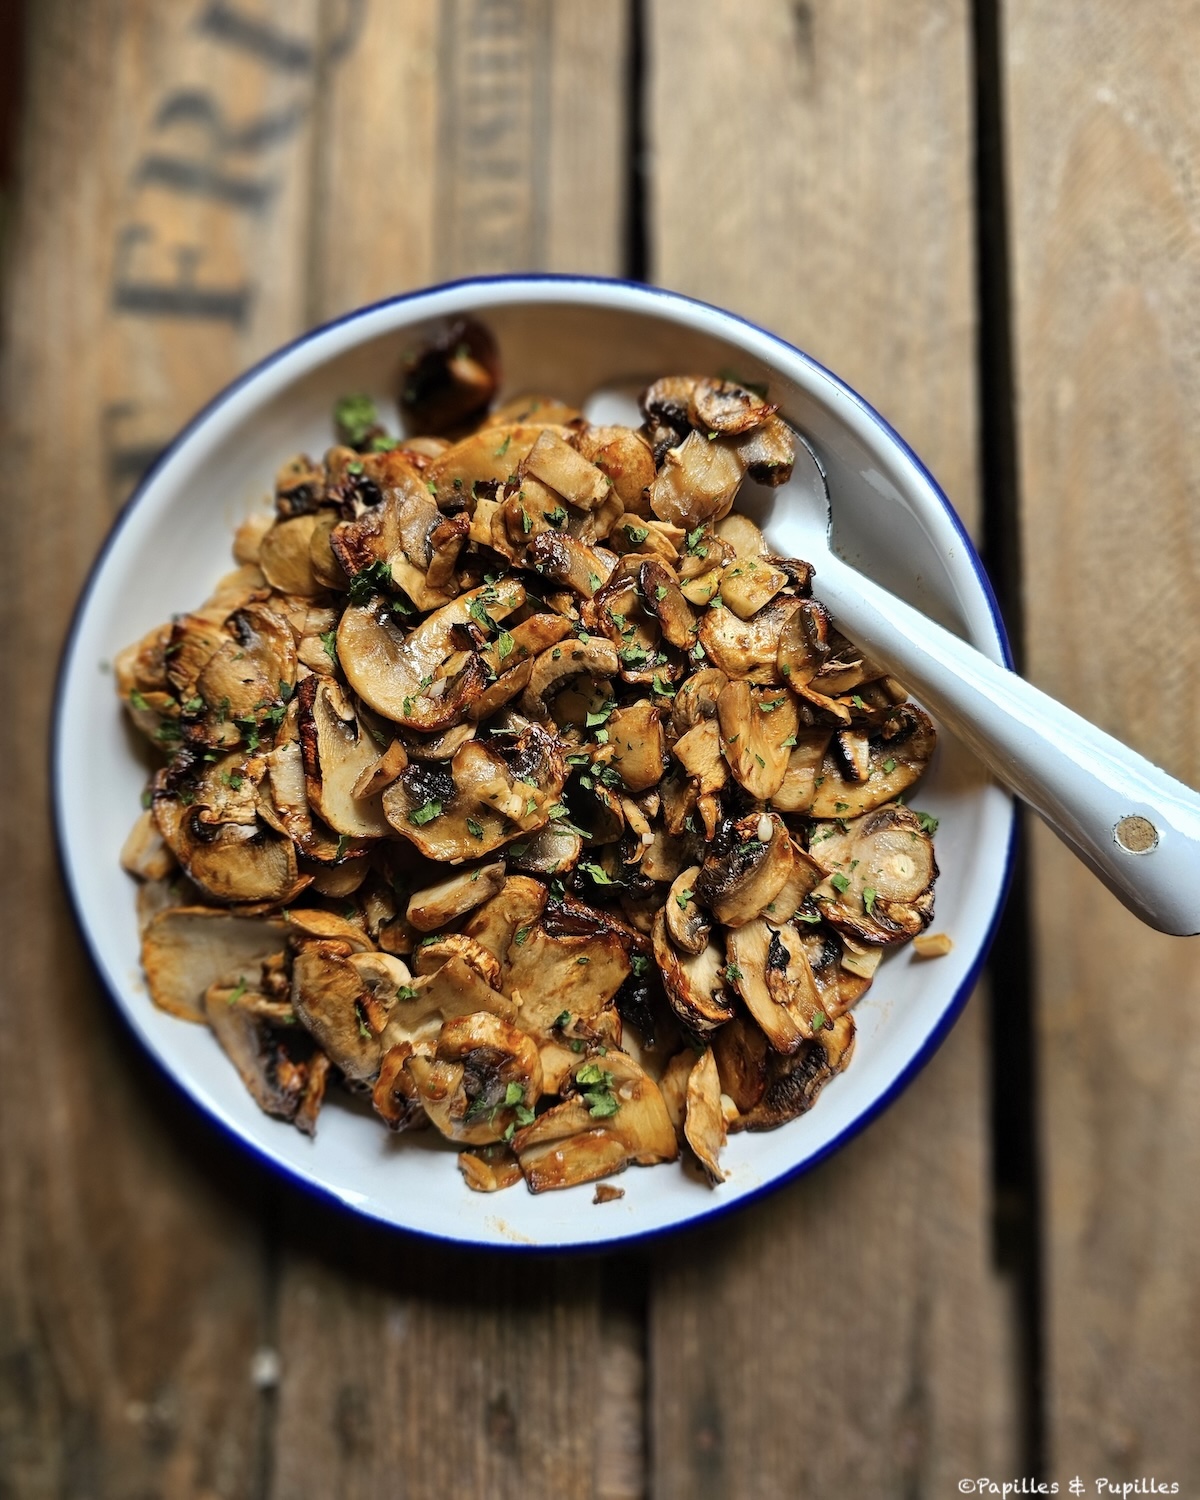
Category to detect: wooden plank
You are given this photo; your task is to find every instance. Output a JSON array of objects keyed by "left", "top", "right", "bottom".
[
  {"left": 645, "top": 2, "right": 1019, "bottom": 1492},
  {"left": 267, "top": 5, "right": 640, "bottom": 1498},
  {"left": 0, "top": 1, "right": 350, "bottom": 1494},
  {"left": 1002, "top": 1, "right": 1200, "bottom": 1480}
]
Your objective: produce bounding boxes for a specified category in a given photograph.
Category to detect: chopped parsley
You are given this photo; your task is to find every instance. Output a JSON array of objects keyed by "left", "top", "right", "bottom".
[
  {"left": 576, "top": 1062, "right": 620, "bottom": 1118},
  {"left": 496, "top": 630, "right": 515, "bottom": 659},
  {"left": 915, "top": 810, "right": 940, "bottom": 836},
  {"left": 863, "top": 887, "right": 878, "bottom": 916},
  {"left": 624, "top": 523, "right": 649, "bottom": 544},
  {"left": 675, "top": 887, "right": 693, "bottom": 910},
  {"left": 630, "top": 954, "right": 649, "bottom": 977},
  {"left": 466, "top": 817, "right": 485, "bottom": 840},
  {"left": 580, "top": 862, "right": 615, "bottom": 886},
  {"left": 514, "top": 926, "right": 532, "bottom": 946},
  {"left": 225, "top": 978, "right": 248, "bottom": 1007},
  {"left": 334, "top": 393, "right": 378, "bottom": 447},
  {"left": 408, "top": 800, "right": 442, "bottom": 826},
  {"left": 320, "top": 629, "right": 338, "bottom": 666},
  {"left": 348, "top": 560, "right": 394, "bottom": 605},
  {"left": 396, "top": 985, "right": 418, "bottom": 1001},
  {"left": 830, "top": 872, "right": 850, "bottom": 893}
]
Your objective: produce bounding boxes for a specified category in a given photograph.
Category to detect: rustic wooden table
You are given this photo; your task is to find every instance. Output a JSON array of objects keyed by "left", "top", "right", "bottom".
[{"left": 2, "top": 2, "right": 1197, "bottom": 1495}]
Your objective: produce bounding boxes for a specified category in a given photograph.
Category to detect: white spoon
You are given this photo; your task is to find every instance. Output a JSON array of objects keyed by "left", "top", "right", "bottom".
[{"left": 776, "top": 435, "right": 1200, "bottom": 937}]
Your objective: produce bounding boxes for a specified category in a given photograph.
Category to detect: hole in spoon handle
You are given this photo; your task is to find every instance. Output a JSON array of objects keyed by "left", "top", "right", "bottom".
[{"left": 1114, "top": 815, "right": 1159, "bottom": 854}]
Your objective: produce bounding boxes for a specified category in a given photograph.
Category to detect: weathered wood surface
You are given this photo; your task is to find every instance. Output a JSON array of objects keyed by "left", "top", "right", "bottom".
[
  {"left": 1003, "top": 0, "right": 1200, "bottom": 1483},
  {"left": 644, "top": 2, "right": 1018, "bottom": 1494},
  {"left": 3, "top": 0, "right": 1198, "bottom": 1492}
]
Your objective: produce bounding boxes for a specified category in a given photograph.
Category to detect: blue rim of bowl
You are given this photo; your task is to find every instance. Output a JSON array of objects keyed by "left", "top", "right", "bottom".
[{"left": 52, "top": 273, "right": 1018, "bottom": 1254}]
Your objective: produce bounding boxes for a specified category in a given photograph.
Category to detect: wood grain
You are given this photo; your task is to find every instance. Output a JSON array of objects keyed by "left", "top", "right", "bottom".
[
  {"left": 0, "top": 1, "right": 339, "bottom": 1494},
  {"left": 1003, "top": 0, "right": 1200, "bottom": 1480},
  {"left": 644, "top": 2, "right": 1018, "bottom": 1491},
  {"left": 267, "top": 5, "right": 639, "bottom": 1498}
]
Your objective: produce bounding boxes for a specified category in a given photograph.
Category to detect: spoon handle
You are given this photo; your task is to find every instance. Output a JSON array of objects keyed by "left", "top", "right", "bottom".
[{"left": 811, "top": 551, "right": 1200, "bottom": 936}]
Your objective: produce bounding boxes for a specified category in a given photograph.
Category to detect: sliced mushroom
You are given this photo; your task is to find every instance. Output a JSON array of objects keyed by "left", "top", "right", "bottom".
[
  {"left": 725, "top": 919, "right": 829, "bottom": 1054},
  {"left": 665, "top": 866, "right": 709, "bottom": 954},
  {"left": 405, "top": 1012, "right": 543, "bottom": 1146},
  {"left": 406, "top": 862, "right": 507, "bottom": 931},
  {"left": 284, "top": 906, "right": 375, "bottom": 951},
  {"left": 410, "top": 932, "right": 504, "bottom": 989},
  {"left": 153, "top": 790, "right": 306, "bottom": 907},
  {"left": 505, "top": 920, "right": 631, "bottom": 1038},
  {"left": 399, "top": 317, "right": 499, "bottom": 433},
  {"left": 699, "top": 595, "right": 800, "bottom": 681},
  {"left": 351, "top": 738, "right": 408, "bottom": 799},
  {"left": 809, "top": 704, "right": 937, "bottom": 818},
  {"left": 258, "top": 513, "right": 324, "bottom": 596},
  {"left": 204, "top": 982, "right": 321, "bottom": 1128},
  {"left": 639, "top": 559, "right": 698, "bottom": 649},
  {"left": 462, "top": 875, "right": 549, "bottom": 967},
  {"left": 522, "top": 428, "right": 611, "bottom": 510},
  {"left": 519, "top": 636, "right": 619, "bottom": 719},
  {"left": 719, "top": 557, "right": 788, "bottom": 620},
  {"left": 694, "top": 813, "right": 796, "bottom": 928},
  {"left": 527, "top": 530, "right": 615, "bottom": 598},
  {"left": 121, "top": 809, "right": 176, "bottom": 882},
  {"left": 291, "top": 940, "right": 383, "bottom": 1083},
  {"left": 734, "top": 1014, "right": 856, "bottom": 1131},
  {"left": 573, "top": 425, "right": 656, "bottom": 513},
  {"left": 336, "top": 578, "right": 524, "bottom": 731},
  {"left": 712, "top": 1013, "right": 770, "bottom": 1115},
  {"left": 507, "top": 823, "right": 583, "bottom": 875},
  {"left": 809, "top": 804, "right": 938, "bottom": 944},
  {"left": 297, "top": 677, "right": 391, "bottom": 838},
  {"left": 512, "top": 1050, "right": 677, "bottom": 1191},
  {"left": 382, "top": 725, "right": 567, "bottom": 862},
  {"left": 732, "top": 413, "right": 796, "bottom": 485},
  {"left": 688, "top": 377, "right": 777, "bottom": 437},
  {"left": 458, "top": 1144, "right": 524, "bottom": 1193},
  {"left": 714, "top": 512, "right": 767, "bottom": 559},
  {"left": 485, "top": 392, "right": 582, "bottom": 427},
  {"left": 684, "top": 1048, "right": 727, "bottom": 1184},
  {"left": 141, "top": 907, "right": 287, "bottom": 1022},
  {"left": 717, "top": 680, "right": 800, "bottom": 800},
  {"left": 770, "top": 730, "right": 833, "bottom": 814},
  {"left": 607, "top": 702, "right": 667, "bottom": 793},
  {"left": 671, "top": 667, "right": 728, "bottom": 734},
  {"left": 649, "top": 431, "right": 746, "bottom": 529},
  {"left": 652, "top": 911, "right": 735, "bottom": 1034}
]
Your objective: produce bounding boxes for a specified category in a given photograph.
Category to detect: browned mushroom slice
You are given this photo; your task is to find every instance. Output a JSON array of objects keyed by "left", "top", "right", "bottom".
[
  {"left": 463, "top": 875, "right": 549, "bottom": 966},
  {"left": 410, "top": 933, "right": 504, "bottom": 989},
  {"left": 714, "top": 512, "right": 767, "bottom": 559},
  {"left": 699, "top": 595, "right": 800, "bottom": 681},
  {"left": 733, "top": 1014, "right": 856, "bottom": 1131},
  {"left": 684, "top": 1049, "right": 728, "bottom": 1184},
  {"left": 512, "top": 1051, "right": 677, "bottom": 1191},
  {"left": 639, "top": 375, "right": 700, "bottom": 433},
  {"left": 639, "top": 559, "right": 698, "bottom": 649},
  {"left": 732, "top": 413, "right": 796, "bottom": 485},
  {"left": 291, "top": 940, "right": 383, "bottom": 1083},
  {"left": 688, "top": 377, "right": 777, "bottom": 437},
  {"left": 652, "top": 911, "right": 736, "bottom": 1034},
  {"left": 507, "top": 823, "right": 583, "bottom": 875},
  {"left": 609, "top": 515, "right": 683, "bottom": 560},
  {"left": 607, "top": 702, "right": 667, "bottom": 793},
  {"left": 204, "top": 982, "right": 317, "bottom": 1126},
  {"left": 526, "top": 531, "right": 615, "bottom": 599},
  {"left": 809, "top": 704, "right": 937, "bottom": 818},
  {"left": 717, "top": 680, "right": 800, "bottom": 800},
  {"left": 194, "top": 603, "right": 298, "bottom": 734},
  {"left": 522, "top": 428, "right": 612, "bottom": 510},
  {"left": 405, "top": 862, "right": 507, "bottom": 931},
  {"left": 694, "top": 812, "right": 796, "bottom": 928},
  {"left": 777, "top": 596, "right": 832, "bottom": 686},
  {"left": 770, "top": 730, "right": 833, "bottom": 813},
  {"left": 297, "top": 677, "right": 391, "bottom": 838},
  {"left": 712, "top": 1013, "right": 770, "bottom": 1115},
  {"left": 153, "top": 792, "right": 306, "bottom": 907},
  {"left": 373, "top": 1042, "right": 425, "bottom": 1130},
  {"left": 809, "top": 804, "right": 938, "bottom": 945},
  {"left": 405, "top": 1013, "right": 543, "bottom": 1146},
  {"left": 719, "top": 557, "right": 789, "bottom": 620},
  {"left": 573, "top": 425, "right": 656, "bottom": 513},
  {"left": 725, "top": 919, "right": 830, "bottom": 1054},
  {"left": 519, "top": 635, "right": 620, "bottom": 719},
  {"left": 121, "top": 809, "right": 176, "bottom": 882},
  {"left": 458, "top": 1144, "right": 524, "bottom": 1192},
  {"left": 141, "top": 907, "right": 287, "bottom": 1022},
  {"left": 656, "top": 1050, "right": 695, "bottom": 1137},
  {"left": 258, "top": 513, "right": 325, "bottom": 596},
  {"left": 427, "top": 423, "right": 568, "bottom": 506},
  {"left": 382, "top": 724, "right": 567, "bottom": 862},
  {"left": 764, "top": 843, "right": 825, "bottom": 924},
  {"left": 351, "top": 738, "right": 408, "bottom": 799},
  {"left": 479, "top": 613, "right": 574, "bottom": 680},
  {"left": 671, "top": 667, "right": 728, "bottom": 733},
  {"left": 665, "top": 866, "right": 709, "bottom": 954},
  {"left": 505, "top": 921, "right": 631, "bottom": 1038},
  {"left": 400, "top": 317, "right": 499, "bottom": 433},
  {"left": 836, "top": 728, "right": 872, "bottom": 782},
  {"left": 337, "top": 577, "right": 523, "bottom": 730},
  {"left": 485, "top": 392, "right": 582, "bottom": 427},
  {"left": 649, "top": 431, "right": 746, "bottom": 529},
  {"left": 164, "top": 613, "right": 228, "bottom": 700}
]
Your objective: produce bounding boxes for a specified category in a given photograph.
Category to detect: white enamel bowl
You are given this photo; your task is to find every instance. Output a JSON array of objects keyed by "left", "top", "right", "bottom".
[{"left": 54, "top": 276, "right": 1014, "bottom": 1249}]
